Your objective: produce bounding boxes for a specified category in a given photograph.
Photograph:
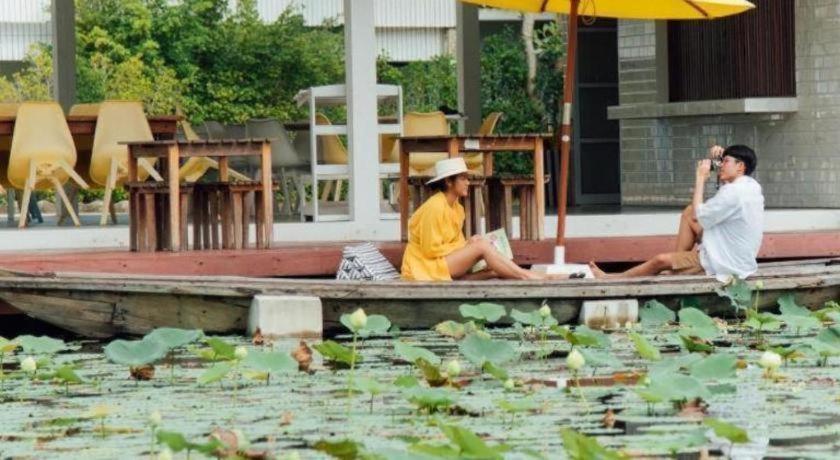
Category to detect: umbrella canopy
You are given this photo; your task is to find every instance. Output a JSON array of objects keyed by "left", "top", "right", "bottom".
[
  {"left": 459, "top": 0, "right": 755, "bottom": 19},
  {"left": 459, "top": 0, "right": 754, "bottom": 262}
]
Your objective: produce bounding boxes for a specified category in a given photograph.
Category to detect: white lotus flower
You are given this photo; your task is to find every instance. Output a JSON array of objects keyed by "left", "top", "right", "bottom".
[
  {"left": 157, "top": 447, "right": 173, "bottom": 460},
  {"left": 567, "top": 349, "right": 586, "bottom": 371},
  {"left": 539, "top": 304, "right": 552, "bottom": 318},
  {"left": 234, "top": 346, "right": 248, "bottom": 360},
  {"left": 754, "top": 280, "right": 764, "bottom": 290},
  {"left": 445, "top": 360, "right": 461, "bottom": 378},
  {"left": 759, "top": 350, "right": 782, "bottom": 371},
  {"left": 20, "top": 356, "right": 36, "bottom": 374},
  {"left": 349, "top": 308, "right": 368, "bottom": 330},
  {"left": 148, "top": 410, "right": 162, "bottom": 427},
  {"left": 503, "top": 379, "right": 515, "bottom": 390}
]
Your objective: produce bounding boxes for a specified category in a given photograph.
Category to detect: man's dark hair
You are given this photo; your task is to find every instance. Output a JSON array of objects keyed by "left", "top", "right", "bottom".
[{"left": 723, "top": 144, "right": 757, "bottom": 176}]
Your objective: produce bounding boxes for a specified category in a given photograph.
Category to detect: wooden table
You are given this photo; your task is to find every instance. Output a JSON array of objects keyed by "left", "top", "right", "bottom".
[
  {"left": 0, "top": 115, "right": 179, "bottom": 137},
  {"left": 398, "top": 134, "right": 550, "bottom": 242},
  {"left": 125, "top": 139, "right": 273, "bottom": 252}
]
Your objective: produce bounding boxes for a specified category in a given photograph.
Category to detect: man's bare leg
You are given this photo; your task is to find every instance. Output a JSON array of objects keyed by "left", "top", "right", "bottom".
[
  {"left": 675, "top": 205, "right": 703, "bottom": 251},
  {"left": 590, "top": 253, "right": 674, "bottom": 279}
]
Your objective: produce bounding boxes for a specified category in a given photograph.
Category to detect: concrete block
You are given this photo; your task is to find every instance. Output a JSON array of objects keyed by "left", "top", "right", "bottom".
[
  {"left": 248, "top": 295, "right": 323, "bottom": 338},
  {"left": 579, "top": 299, "right": 639, "bottom": 330}
]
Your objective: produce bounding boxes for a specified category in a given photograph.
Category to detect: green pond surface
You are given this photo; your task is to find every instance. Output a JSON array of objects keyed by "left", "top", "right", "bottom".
[{"left": 1, "top": 305, "right": 840, "bottom": 459}]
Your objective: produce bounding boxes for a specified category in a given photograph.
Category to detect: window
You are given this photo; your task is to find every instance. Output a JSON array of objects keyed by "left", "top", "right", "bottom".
[{"left": 667, "top": 0, "right": 795, "bottom": 102}]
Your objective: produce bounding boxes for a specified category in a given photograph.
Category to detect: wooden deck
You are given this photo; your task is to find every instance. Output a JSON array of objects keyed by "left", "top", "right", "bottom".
[
  {"left": 0, "top": 258, "right": 838, "bottom": 338},
  {"left": 0, "top": 230, "right": 838, "bottom": 279}
]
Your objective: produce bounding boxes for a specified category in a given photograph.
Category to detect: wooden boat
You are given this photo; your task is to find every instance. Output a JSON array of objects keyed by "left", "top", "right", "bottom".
[{"left": 0, "top": 258, "right": 838, "bottom": 338}]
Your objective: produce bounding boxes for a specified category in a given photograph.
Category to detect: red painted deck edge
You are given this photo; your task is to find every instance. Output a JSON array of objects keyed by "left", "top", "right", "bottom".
[{"left": 0, "top": 231, "right": 836, "bottom": 279}]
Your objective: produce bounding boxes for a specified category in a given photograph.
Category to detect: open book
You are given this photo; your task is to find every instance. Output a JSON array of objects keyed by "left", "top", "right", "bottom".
[{"left": 469, "top": 229, "right": 514, "bottom": 273}]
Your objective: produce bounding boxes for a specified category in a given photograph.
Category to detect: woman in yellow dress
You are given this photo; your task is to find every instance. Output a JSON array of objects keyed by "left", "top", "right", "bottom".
[{"left": 401, "top": 158, "right": 544, "bottom": 281}]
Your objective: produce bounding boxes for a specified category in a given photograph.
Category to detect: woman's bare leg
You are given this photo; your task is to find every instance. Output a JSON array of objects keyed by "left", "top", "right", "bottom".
[
  {"left": 675, "top": 205, "right": 703, "bottom": 251},
  {"left": 446, "top": 239, "right": 540, "bottom": 280},
  {"left": 459, "top": 269, "right": 498, "bottom": 280}
]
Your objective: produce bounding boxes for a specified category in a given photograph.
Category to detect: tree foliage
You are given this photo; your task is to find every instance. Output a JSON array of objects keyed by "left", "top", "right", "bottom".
[{"left": 0, "top": 1, "right": 565, "bottom": 169}]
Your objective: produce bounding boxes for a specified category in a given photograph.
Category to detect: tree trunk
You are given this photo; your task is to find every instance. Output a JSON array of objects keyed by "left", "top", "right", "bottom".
[{"left": 522, "top": 13, "right": 538, "bottom": 104}]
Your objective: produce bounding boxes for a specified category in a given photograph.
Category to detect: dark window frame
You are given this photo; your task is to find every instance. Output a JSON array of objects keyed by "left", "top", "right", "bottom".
[{"left": 668, "top": 0, "right": 796, "bottom": 102}]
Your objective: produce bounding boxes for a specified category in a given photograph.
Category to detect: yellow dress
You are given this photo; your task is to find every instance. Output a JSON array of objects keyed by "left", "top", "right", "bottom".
[{"left": 401, "top": 192, "right": 466, "bottom": 281}]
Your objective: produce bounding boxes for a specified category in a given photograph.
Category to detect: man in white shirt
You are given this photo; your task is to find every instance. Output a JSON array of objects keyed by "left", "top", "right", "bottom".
[{"left": 590, "top": 145, "right": 764, "bottom": 281}]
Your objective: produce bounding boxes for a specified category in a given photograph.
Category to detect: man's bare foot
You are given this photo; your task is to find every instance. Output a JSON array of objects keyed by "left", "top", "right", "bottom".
[{"left": 589, "top": 261, "right": 610, "bottom": 279}]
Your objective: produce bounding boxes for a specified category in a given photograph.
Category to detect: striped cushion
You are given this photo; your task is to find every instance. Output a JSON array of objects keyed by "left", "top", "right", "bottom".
[{"left": 336, "top": 242, "right": 400, "bottom": 281}]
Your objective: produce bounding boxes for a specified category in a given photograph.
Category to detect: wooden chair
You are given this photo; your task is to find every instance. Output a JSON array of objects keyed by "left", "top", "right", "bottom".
[
  {"left": 495, "top": 175, "right": 550, "bottom": 240},
  {"left": 191, "top": 181, "right": 277, "bottom": 250},
  {"left": 7, "top": 102, "right": 88, "bottom": 227},
  {"left": 129, "top": 182, "right": 194, "bottom": 252}
]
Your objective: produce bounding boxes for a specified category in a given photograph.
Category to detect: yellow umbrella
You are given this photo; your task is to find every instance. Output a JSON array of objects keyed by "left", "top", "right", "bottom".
[{"left": 460, "top": 0, "right": 754, "bottom": 263}]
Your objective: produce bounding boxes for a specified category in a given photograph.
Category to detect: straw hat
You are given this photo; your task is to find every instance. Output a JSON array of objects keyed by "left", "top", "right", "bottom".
[{"left": 426, "top": 157, "right": 468, "bottom": 185}]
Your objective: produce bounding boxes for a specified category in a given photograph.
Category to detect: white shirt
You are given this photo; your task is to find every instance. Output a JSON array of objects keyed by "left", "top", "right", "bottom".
[{"left": 695, "top": 175, "right": 764, "bottom": 281}]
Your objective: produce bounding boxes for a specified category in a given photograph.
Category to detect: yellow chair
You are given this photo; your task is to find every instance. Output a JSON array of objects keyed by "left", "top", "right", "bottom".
[
  {"left": 403, "top": 111, "right": 449, "bottom": 175},
  {"left": 465, "top": 112, "right": 503, "bottom": 173},
  {"left": 7, "top": 102, "right": 88, "bottom": 227},
  {"left": 313, "top": 113, "right": 348, "bottom": 201},
  {"left": 0, "top": 103, "right": 19, "bottom": 195},
  {"left": 88, "top": 101, "right": 162, "bottom": 225},
  {"left": 178, "top": 115, "right": 250, "bottom": 182}
]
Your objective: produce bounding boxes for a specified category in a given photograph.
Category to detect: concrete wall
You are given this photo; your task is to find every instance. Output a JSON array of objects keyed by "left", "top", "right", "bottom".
[{"left": 615, "top": 1, "right": 840, "bottom": 208}]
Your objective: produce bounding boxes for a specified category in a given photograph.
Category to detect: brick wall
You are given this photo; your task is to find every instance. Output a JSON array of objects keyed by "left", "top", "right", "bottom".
[{"left": 616, "top": 1, "right": 840, "bottom": 207}]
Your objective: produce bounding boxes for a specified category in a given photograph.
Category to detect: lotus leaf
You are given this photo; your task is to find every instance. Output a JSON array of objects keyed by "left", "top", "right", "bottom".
[
  {"left": 404, "top": 387, "right": 458, "bottom": 412},
  {"left": 15, "top": 335, "right": 67, "bottom": 355},
  {"left": 313, "top": 439, "right": 361, "bottom": 459},
  {"left": 629, "top": 332, "right": 661, "bottom": 361},
  {"left": 340, "top": 313, "right": 392, "bottom": 337},
  {"left": 459, "top": 302, "right": 506, "bottom": 323},
  {"left": 560, "top": 428, "right": 626, "bottom": 460},
  {"left": 715, "top": 278, "right": 752, "bottom": 311},
  {"left": 145, "top": 328, "right": 203, "bottom": 349},
  {"left": 704, "top": 418, "right": 750, "bottom": 444},
  {"left": 205, "top": 337, "right": 236, "bottom": 360},
  {"left": 104, "top": 338, "right": 168, "bottom": 366},
  {"left": 313, "top": 340, "right": 361, "bottom": 367},
  {"left": 433, "top": 320, "right": 466, "bottom": 339},
  {"left": 459, "top": 334, "right": 516, "bottom": 367},
  {"left": 394, "top": 341, "right": 440, "bottom": 365},
  {"left": 197, "top": 362, "right": 232, "bottom": 385},
  {"left": 438, "top": 423, "right": 507, "bottom": 459},
  {"left": 640, "top": 300, "right": 675, "bottom": 326},
  {"left": 678, "top": 308, "right": 720, "bottom": 340},
  {"left": 243, "top": 350, "right": 298, "bottom": 374},
  {"left": 689, "top": 353, "right": 737, "bottom": 380}
]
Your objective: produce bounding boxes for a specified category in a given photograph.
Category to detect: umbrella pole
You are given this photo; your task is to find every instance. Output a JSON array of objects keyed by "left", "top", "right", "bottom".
[{"left": 554, "top": 0, "right": 580, "bottom": 264}]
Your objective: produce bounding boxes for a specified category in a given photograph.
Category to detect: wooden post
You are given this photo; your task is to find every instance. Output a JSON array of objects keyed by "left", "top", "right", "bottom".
[
  {"left": 447, "top": 137, "right": 459, "bottom": 158},
  {"left": 192, "top": 187, "right": 207, "bottom": 251},
  {"left": 210, "top": 190, "right": 220, "bottom": 250},
  {"left": 399, "top": 140, "right": 409, "bottom": 242},
  {"left": 144, "top": 193, "right": 156, "bottom": 252},
  {"left": 556, "top": 0, "right": 580, "bottom": 249},
  {"left": 533, "top": 137, "right": 545, "bottom": 240},
  {"left": 260, "top": 141, "right": 273, "bottom": 248},
  {"left": 167, "top": 144, "right": 180, "bottom": 251},
  {"left": 219, "top": 157, "right": 229, "bottom": 182}
]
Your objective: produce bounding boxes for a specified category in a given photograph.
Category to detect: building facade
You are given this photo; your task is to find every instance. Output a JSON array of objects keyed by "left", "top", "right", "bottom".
[{"left": 609, "top": 0, "right": 840, "bottom": 209}]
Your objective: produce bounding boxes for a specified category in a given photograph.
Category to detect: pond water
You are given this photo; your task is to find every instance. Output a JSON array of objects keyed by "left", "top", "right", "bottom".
[{"left": 1, "top": 302, "right": 839, "bottom": 459}]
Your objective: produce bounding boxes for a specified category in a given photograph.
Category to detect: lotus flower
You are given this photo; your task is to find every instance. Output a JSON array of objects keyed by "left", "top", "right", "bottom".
[
  {"left": 567, "top": 349, "right": 586, "bottom": 371},
  {"left": 445, "top": 359, "right": 461, "bottom": 378},
  {"left": 349, "top": 308, "right": 368, "bottom": 330},
  {"left": 20, "top": 356, "right": 36, "bottom": 374}
]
